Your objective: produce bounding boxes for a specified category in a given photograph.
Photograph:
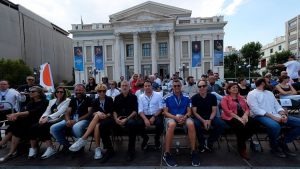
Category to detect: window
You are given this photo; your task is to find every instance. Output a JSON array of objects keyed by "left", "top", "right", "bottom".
[
  {"left": 289, "top": 21, "right": 296, "bottom": 27},
  {"left": 261, "top": 52, "right": 264, "bottom": 56},
  {"left": 261, "top": 59, "right": 266, "bottom": 68},
  {"left": 289, "top": 39, "right": 297, "bottom": 45},
  {"left": 278, "top": 45, "right": 282, "bottom": 51},
  {"left": 270, "top": 48, "right": 273, "bottom": 53},
  {"left": 204, "top": 40, "right": 210, "bottom": 57},
  {"left": 142, "top": 43, "right": 151, "bottom": 57},
  {"left": 85, "top": 46, "right": 92, "bottom": 62},
  {"left": 289, "top": 30, "right": 297, "bottom": 36},
  {"left": 182, "top": 41, "right": 188, "bottom": 58},
  {"left": 107, "top": 66, "right": 113, "bottom": 80},
  {"left": 126, "top": 44, "right": 134, "bottom": 57},
  {"left": 141, "top": 64, "right": 152, "bottom": 76},
  {"left": 159, "top": 42, "right": 168, "bottom": 57},
  {"left": 106, "top": 45, "right": 112, "bottom": 61}
]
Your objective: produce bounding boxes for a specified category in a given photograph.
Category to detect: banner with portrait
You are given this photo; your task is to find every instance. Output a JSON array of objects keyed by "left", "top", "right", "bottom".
[
  {"left": 74, "top": 47, "right": 84, "bottom": 71},
  {"left": 94, "top": 46, "right": 104, "bottom": 70},
  {"left": 191, "top": 41, "right": 201, "bottom": 67},
  {"left": 214, "top": 40, "right": 224, "bottom": 66}
]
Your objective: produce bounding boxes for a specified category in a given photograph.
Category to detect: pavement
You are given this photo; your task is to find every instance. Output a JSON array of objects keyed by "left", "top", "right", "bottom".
[{"left": 0, "top": 133, "right": 300, "bottom": 169}]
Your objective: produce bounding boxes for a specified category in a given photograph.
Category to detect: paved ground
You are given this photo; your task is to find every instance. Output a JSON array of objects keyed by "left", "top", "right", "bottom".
[{"left": 0, "top": 133, "right": 300, "bottom": 169}]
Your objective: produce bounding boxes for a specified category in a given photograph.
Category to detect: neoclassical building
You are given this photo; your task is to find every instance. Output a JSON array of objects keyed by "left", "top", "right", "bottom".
[{"left": 70, "top": 1, "right": 227, "bottom": 83}]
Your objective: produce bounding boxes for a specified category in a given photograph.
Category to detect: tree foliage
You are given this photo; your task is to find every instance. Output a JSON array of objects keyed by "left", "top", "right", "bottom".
[
  {"left": 240, "top": 41, "right": 262, "bottom": 69},
  {"left": 0, "top": 59, "right": 33, "bottom": 88},
  {"left": 266, "top": 50, "right": 293, "bottom": 76}
]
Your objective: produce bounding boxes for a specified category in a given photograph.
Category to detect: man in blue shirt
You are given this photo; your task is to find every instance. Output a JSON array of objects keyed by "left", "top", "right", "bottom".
[{"left": 162, "top": 80, "right": 200, "bottom": 167}]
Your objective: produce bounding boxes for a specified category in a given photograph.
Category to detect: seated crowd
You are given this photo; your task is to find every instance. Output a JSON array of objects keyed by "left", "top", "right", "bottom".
[{"left": 0, "top": 70, "right": 300, "bottom": 167}]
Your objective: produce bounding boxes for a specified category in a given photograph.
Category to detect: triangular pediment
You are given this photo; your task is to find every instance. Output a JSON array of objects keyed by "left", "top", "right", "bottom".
[
  {"left": 110, "top": 1, "right": 191, "bottom": 22},
  {"left": 116, "top": 10, "right": 173, "bottom": 22}
]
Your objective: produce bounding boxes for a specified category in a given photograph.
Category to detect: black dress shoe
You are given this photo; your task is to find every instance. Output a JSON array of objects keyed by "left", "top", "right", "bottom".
[
  {"left": 282, "top": 144, "right": 297, "bottom": 157},
  {"left": 100, "top": 149, "right": 115, "bottom": 163},
  {"left": 126, "top": 151, "right": 135, "bottom": 162}
]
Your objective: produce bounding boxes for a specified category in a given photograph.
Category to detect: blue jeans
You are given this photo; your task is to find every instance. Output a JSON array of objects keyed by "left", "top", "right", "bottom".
[
  {"left": 254, "top": 116, "right": 300, "bottom": 149},
  {"left": 193, "top": 117, "right": 226, "bottom": 148},
  {"left": 50, "top": 119, "right": 90, "bottom": 146}
]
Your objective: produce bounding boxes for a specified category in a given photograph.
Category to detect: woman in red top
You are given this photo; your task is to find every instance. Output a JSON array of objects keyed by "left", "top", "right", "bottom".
[
  {"left": 130, "top": 74, "right": 140, "bottom": 94},
  {"left": 221, "top": 83, "right": 256, "bottom": 160}
]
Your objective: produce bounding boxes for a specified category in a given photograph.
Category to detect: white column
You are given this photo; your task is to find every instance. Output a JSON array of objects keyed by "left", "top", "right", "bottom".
[
  {"left": 133, "top": 32, "right": 139, "bottom": 74},
  {"left": 114, "top": 33, "right": 121, "bottom": 80},
  {"left": 151, "top": 31, "right": 157, "bottom": 74},
  {"left": 169, "top": 30, "right": 175, "bottom": 75}
]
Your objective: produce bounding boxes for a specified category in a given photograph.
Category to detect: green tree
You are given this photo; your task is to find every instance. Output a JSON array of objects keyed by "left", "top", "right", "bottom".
[
  {"left": 266, "top": 50, "right": 293, "bottom": 76},
  {"left": 0, "top": 59, "right": 33, "bottom": 87},
  {"left": 240, "top": 42, "right": 262, "bottom": 78}
]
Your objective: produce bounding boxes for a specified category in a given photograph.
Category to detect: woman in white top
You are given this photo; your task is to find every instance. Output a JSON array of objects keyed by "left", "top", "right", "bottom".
[
  {"left": 106, "top": 81, "right": 120, "bottom": 99},
  {"left": 28, "top": 86, "right": 70, "bottom": 159}
]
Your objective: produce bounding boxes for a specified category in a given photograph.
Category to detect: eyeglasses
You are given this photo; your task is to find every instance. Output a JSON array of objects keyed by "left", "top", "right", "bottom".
[
  {"left": 97, "top": 90, "right": 106, "bottom": 93},
  {"left": 29, "top": 91, "right": 38, "bottom": 93},
  {"left": 1, "top": 96, "right": 5, "bottom": 100},
  {"left": 198, "top": 85, "right": 207, "bottom": 88},
  {"left": 27, "top": 79, "right": 34, "bottom": 81},
  {"left": 173, "top": 85, "right": 181, "bottom": 88},
  {"left": 56, "top": 91, "right": 65, "bottom": 94}
]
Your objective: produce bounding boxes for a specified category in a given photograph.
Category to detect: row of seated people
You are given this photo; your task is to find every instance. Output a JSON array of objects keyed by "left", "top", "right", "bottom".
[{"left": 0, "top": 78, "right": 300, "bottom": 167}]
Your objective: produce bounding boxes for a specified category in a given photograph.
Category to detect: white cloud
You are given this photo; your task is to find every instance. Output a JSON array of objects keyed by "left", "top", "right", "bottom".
[
  {"left": 221, "top": 0, "right": 245, "bottom": 15},
  {"left": 9, "top": 0, "right": 244, "bottom": 31}
]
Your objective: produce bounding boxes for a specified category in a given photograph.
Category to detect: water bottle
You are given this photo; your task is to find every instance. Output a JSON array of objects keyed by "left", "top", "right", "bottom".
[{"left": 175, "top": 141, "right": 180, "bottom": 154}]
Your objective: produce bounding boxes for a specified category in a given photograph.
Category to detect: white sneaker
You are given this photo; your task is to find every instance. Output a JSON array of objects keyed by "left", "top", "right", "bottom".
[
  {"left": 94, "top": 147, "right": 103, "bottom": 160},
  {"left": 69, "top": 138, "right": 87, "bottom": 152},
  {"left": 41, "top": 147, "right": 57, "bottom": 159},
  {"left": 28, "top": 148, "right": 37, "bottom": 159}
]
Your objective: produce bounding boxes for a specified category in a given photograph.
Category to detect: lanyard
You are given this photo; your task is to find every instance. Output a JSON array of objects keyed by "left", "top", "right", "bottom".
[
  {"left": 0, "top": 90, "right": 9, "bottom": 101},
  {"left": 173, "top": 94, "right": 182, "bottom": 107},
  {"left": 75, "top": 99, "right": 84, "bottom": 114},
  {"left": 145, "top": 93, "right": 153, "bottom": 113}
]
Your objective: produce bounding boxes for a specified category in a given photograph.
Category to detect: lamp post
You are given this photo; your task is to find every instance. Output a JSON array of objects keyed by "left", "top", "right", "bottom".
[
  {"left": 234, "top": 61, "right": 237, "bottom": 81},
  {"left": 247, "top": 57, "right": 251, "bottom": 82}
]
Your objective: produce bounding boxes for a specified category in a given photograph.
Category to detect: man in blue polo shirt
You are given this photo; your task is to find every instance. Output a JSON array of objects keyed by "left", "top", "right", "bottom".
[{"left": 162, "top": 80, "right": 200, "bottom": 167}]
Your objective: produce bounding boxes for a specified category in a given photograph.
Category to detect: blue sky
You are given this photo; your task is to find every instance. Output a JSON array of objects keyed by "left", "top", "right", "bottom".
[
  {"left": 9, "top": 0, "right": 300, "bottom": 50},
  {"left": 225, "top": 0, "right": 300, "bottom": 49}
]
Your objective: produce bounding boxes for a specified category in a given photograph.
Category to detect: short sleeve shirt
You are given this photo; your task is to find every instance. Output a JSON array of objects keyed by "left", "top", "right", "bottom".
[
  {"left": 191, "top": 93, "right": 217, "bottom": 119},
  {"left": 69, "top": 96, "right": 92, "bottom": 117},
  {"left": 163, "top": 92, "right": 191, "bottom": 116}
]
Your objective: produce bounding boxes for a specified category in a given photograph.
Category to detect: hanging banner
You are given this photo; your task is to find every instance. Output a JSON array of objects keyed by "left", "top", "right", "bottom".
[
  {"left": 74, "top": 47, "right": 84, "bottom": 71},
  {"left": 94, "top": 46, "right": 104, "bottom": 70},
  {"left": 39, "top": 63, "right": 55, "bottom": 93},
  {"left": 192, "top": 41, "right": 201, "bottom": 67},
  {"left": 214, "top": 40, "right": 224, "bottom": 66}
]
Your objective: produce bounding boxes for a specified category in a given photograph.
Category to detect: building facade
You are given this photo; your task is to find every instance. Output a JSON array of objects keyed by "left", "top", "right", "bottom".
[
  {"left": 0, "top": 0, "right": 73, "bottom": 82},
  {"left": 259, "top": 36, "right": 286, "bottom": 74},
  {"left": 286, "top": 15, "right": 300, "bottom": 58},
  {"left": 70, "top": 1, "right": 227, "bottom": 83}
]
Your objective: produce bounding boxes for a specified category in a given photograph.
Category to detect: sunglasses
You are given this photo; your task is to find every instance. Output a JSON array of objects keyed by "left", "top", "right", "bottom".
[
  {"left": 173, "top": 85, "right": 181, "bottom": 88},
  {"left": 1, "top": 96, "right": 5, "bottom": 100},
  {"left": 97, "top": 90, "right": 106, "bottom": 93},
  {"left": 198, "top": 85, "right": 207, "bottom": 88},
  {"left": 27, "top": 79, "right": 34, "bottom": 81},
  {"left": 29, "top": 91, "right": 38, "bottom": 93},
  {"left": 56, "top": 91, "right": 65, "bottom": 94}
]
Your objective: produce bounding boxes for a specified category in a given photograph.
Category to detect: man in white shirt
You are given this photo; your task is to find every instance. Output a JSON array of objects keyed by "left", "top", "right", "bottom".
[
  {"left": 276, "top": 55, "right": 300, "bottom": 82},
  {"left": 154, "top": 73, "right": 162, "bottom": 86},
  {"left": 0, "top": 80, "right": 25, "bottom": 120},
  {"left": 247, "top": 78, "right": 300, "bottom": 158},
  {"left": 138, "top": 80, "right": 164, "bottom": 150},
  {"left": 182, "top": 76, "right": 198, "bottom": 98}
]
